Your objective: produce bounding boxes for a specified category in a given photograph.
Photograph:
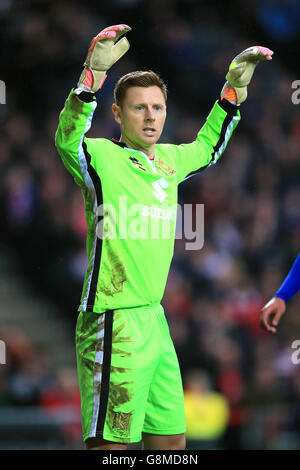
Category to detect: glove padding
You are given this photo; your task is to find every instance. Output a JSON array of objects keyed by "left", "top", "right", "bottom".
[
  {"left": 76, "top": 24, "right": 131, "bottom": 94},
  {"left": 221, "top": 46, "right": 273, "bottom": 104}
]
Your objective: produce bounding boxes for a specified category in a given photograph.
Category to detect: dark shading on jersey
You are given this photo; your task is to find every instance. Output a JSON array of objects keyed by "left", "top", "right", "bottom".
[
  {"left": 62, "top": 93, "right": 85, "bottom": 137},
  {"left": 97, "top": 240, "right": 127, "bottom": 297}
]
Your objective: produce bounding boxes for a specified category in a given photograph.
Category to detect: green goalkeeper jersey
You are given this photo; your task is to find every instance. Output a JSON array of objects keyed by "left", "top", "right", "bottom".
[{"left": 55, "top": 90, "right": 240, "bottom": 313}]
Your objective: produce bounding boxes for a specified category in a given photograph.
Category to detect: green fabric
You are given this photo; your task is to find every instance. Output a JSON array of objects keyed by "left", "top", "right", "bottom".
[
  {"left": 55, "top": 90, "right": 240, "bottom": 314},
  {"left": 76, "top": 304, "right": 186, "bottom": 443}
]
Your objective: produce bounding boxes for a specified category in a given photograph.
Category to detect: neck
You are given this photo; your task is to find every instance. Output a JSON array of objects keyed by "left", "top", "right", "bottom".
[{"left": 120, "top": 134, "right": 155, "bottom": 159}]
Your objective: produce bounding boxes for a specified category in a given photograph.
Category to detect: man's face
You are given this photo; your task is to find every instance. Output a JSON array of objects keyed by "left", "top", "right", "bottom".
[{"left": 112, "top": 86, "right": 167, "bottom": 152}]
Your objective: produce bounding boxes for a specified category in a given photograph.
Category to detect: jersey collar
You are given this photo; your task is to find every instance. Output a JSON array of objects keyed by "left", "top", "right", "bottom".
[
  {"left": 111, "top": 138, "right": 126, "bottom": 148},
  {"left": 111, "top": 138, "right": 157, "bottom": 172}
]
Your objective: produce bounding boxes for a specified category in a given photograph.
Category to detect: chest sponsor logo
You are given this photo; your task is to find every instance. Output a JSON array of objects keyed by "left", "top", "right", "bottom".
[
  {"left": 141, "top": 205, "right": 176, "bottom": 221},
  {"left": 152, "top": 177, "right": 168, "bottom": 202}
]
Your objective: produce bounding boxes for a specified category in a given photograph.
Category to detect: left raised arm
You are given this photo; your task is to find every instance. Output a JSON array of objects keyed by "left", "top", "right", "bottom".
[
  {"left": 174, "top": 99, "right": 240, "bottom": 183},
  {"left": 174, "top": 45, "right": 274, "bottom": 183}
]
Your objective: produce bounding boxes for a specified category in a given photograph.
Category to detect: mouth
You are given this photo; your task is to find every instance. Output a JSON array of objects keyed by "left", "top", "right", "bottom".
[{"left": 142, "top": 127, "right": 156, "bottom": 136}]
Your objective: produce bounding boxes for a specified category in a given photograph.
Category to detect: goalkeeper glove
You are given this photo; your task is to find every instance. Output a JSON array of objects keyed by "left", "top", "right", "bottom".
[
  {"left": 221, "top": 46, "right": 273, "bottom": 105},
  {"left": 75, "top": 24, "right": 131, "bottom": 94}
]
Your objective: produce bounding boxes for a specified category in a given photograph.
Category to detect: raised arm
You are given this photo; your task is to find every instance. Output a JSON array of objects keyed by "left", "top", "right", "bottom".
[
  {"left": 55, "top": 91, "right": 97, "bottom": 187},
  {"left": 173, "top": 45, "right": 273, "bottom": 183},
  {"left": 55, "top": 24, "right": 131, "bottom": 187}
]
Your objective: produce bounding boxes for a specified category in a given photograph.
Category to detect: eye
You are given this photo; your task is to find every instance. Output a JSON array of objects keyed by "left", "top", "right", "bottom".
[
  {"left": 154, "top": 105, "right": 163, "bottom": 111},
  {"left": 135, "top": 105, "right": 143, "bottom": 111}
]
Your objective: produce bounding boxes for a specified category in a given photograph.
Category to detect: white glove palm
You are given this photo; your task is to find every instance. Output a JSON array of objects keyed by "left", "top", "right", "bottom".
[
  {"left": 221, "top": 46, "right": 274, "bottom": 104},
  {"left": 76, "top": 24, "right": 131, "bottom": 94}
]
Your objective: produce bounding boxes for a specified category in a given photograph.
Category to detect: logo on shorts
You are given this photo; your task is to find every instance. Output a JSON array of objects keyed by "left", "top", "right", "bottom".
[{"left": 112, "top": 411, "right": 132, "bottom": 433}]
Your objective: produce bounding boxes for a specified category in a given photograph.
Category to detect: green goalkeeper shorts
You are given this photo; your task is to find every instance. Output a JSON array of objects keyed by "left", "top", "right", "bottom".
[{"left": 75, "top": 303, "right": 186, "bottom": 444}]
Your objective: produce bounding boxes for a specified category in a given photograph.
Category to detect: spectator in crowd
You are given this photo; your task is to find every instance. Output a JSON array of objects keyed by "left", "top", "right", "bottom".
[{"left": 184, "top": 368, "right": 229, "bottom": 449}]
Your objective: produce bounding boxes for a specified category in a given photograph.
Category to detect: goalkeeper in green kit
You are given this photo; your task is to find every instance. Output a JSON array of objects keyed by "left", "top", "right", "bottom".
[{"left": 55, "top": 24, "right": 273, "bottom": 450}]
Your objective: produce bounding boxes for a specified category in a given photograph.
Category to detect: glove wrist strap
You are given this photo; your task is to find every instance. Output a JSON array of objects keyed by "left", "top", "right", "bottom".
[
  {"left": 221, "top": 83, "right": 238, "bottom": 104},
  {"left": 76, "top": 68, "right": 107, "bottom": 94}
]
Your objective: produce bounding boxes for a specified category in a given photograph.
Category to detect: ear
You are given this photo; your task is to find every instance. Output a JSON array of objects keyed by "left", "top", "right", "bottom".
[{"left": 112, "top": 103, "right": 121, "bottom": 124}]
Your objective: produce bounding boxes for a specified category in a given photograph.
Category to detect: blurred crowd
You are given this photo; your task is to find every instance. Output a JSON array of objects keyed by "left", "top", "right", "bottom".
[
  {"left": 1, "top": 0, "right": 300, "bottom": 449},
  {"left": 0, "top": 328, "right": 82, "bottom": 448}
]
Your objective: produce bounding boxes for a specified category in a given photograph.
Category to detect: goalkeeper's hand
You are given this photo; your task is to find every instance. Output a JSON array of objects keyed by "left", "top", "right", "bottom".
[
  {"left": 75, "top": 24, "right": 131, "bottom": 94},
  {"left": 221, "top": 46, "right": 274, "bottom": 105}
]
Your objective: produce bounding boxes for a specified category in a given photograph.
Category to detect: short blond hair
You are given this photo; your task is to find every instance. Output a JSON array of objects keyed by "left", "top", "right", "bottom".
[{"left": 114, "top": 70, "right": 167, "bottom": 107}]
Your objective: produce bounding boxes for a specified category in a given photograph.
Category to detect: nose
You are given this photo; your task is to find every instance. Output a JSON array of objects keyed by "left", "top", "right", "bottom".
[{"left": 145, "top": 107, "right": 155, "bottom": 121}]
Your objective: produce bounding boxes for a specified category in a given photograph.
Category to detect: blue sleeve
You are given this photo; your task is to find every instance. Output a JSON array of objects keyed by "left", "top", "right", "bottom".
[{"left": 275, "top": 254, "right": 300, "bottom": 302}]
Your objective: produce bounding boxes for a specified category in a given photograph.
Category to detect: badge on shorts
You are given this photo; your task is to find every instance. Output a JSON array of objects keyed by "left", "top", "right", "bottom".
[{"left": 112, "top": 411, "right": 132, "bottom": 433}]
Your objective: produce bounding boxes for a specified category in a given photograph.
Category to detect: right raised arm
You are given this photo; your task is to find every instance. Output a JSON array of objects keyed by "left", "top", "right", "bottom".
[
  {"left": 55, "top": 90, "right": 97, "bottom": 187},
  {"left": 55, "top": 24, "right": 131, "bottom": 187}
]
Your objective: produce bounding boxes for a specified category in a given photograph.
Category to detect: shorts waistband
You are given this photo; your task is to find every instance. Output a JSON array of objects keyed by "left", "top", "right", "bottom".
[{"left": 113, "top": 303, "right": 163, "bottom": 315}]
